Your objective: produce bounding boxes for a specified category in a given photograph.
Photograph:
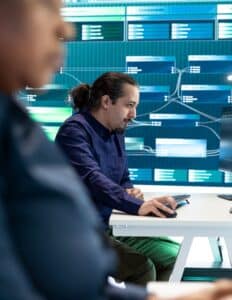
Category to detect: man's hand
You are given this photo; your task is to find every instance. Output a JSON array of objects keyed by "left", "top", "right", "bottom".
[
  {"left": 138, "top": 196, "right": 176, "bottom": 218},
  {"left": 126, "top": 188, "right": 144, "bottom": 200}
]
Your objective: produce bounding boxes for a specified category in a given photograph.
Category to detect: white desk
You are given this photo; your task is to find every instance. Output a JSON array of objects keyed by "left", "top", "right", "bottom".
[{"left": 110, "top": 193, "right": 232, "bottom": 281}]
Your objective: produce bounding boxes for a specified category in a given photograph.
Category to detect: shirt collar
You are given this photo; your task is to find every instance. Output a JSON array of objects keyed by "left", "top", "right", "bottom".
[{"left": 84, "top": 111, "right": 113, "bottom": 138}]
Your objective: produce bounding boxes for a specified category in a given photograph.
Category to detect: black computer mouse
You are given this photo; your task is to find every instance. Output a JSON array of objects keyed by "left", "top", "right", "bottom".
[
  {"left": 160, "top": 204, "right": 178, "bottom": 218},
  {"left": 148, "top": 205, "right": 177, "bottom": 218},
  {"left": 147, "top": 196, "right": 189, "bottom": 218}
]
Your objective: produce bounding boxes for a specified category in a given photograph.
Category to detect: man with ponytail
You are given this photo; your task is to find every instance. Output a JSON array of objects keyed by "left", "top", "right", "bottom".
[{"left": 56, "top": 72, "right": 180, "bottom": 284}]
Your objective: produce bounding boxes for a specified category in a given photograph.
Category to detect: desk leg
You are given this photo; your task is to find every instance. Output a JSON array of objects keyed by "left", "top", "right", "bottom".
[
  {"left": 208, "top": 237, "right": 223, "bottom": 265},
  {"left": 224, "top": 237, "right": 232, "bottom": 267},
  {"left": 169, "top": 236, "right": 193, "bottom": 282}
]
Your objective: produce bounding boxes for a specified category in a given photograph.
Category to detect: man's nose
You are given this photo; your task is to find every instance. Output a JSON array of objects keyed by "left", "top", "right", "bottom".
[{"left": 129, "top": 107, "right": 136, "bottom": 119}]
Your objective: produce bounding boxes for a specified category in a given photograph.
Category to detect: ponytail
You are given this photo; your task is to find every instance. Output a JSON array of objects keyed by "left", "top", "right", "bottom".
[{"left": 70, "top": 84, "right": 91, "bottom": 111}]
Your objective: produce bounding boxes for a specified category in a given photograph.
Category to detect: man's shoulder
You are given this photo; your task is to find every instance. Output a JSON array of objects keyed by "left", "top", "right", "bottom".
[
  {"left": 58, "top": 112, "right": 93, "bottom": 138},
  {"left": 0, "top": 92, "right": 31, "bottom": 132},
  {"left": 66, "top": 112, "right": 88, "bottom": 126}
]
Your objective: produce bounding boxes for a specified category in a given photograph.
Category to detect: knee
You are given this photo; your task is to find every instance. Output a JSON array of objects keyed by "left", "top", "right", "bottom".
[
  {"left": 144, "top": 258, "right": 156, "bottom": 281},
  {"left": 166, "top": 246, "right": 180, "bottom": 268},
  {"left": 134, "top": 257, "right": 156, "bottom": 285}
]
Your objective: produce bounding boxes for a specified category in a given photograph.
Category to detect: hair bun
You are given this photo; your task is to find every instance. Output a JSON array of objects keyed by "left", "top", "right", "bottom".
[{"left": 70, "top": 84, "right": 91, "bottom": 110}]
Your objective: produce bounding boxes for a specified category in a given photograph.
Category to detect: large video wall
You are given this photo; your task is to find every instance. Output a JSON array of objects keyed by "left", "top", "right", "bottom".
[{"left": 21, "top": 0, "right": 232, "bottom": 187}]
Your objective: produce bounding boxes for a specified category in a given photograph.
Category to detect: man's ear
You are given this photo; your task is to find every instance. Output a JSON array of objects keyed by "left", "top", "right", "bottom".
[{"left": 101, "top": 95, "right": 110, "bottom": 110}]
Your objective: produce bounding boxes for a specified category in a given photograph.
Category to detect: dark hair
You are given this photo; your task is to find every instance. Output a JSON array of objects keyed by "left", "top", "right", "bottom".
[
  {"left": 70, "top": 84, "right": 91, "bottom": 111},
  {"left": 70, "top": 72, "right": 138, "bottom": 111}
]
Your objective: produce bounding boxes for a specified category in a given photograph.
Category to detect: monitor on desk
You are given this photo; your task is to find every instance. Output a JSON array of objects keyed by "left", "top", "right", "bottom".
[{"left": 20, "top": 0, "right": 232, "bottom": 192}]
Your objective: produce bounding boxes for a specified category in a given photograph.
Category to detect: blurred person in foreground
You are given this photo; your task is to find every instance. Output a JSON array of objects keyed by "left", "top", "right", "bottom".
[{"left": 0, "top": 1, "right": 232, "bottom": 300}]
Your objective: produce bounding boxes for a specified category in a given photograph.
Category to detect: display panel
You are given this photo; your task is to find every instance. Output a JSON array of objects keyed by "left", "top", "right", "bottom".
[
  {"left": 21, "top": 0, "right": 232, "bottom": 188},
  {"left": 219, "top": 106, "right": 232, "bottom": 172}
]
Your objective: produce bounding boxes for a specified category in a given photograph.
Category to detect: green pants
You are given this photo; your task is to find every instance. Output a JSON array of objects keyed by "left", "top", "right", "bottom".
[{"left": 108, "top": 230, "right": 180, "bottom": 285}]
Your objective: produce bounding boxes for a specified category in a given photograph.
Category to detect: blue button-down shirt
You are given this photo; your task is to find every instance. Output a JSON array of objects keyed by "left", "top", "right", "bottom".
[{"left": 56, "top": 111, "right": 143, "bottom": 226}]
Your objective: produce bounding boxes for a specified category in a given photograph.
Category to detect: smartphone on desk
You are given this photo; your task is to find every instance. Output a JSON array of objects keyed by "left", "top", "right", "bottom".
[
  {"left": 217, "top": 194, "right": 232, "bottom": 201},
  {"left": 172, "top": 194, "right": 191, "bottom": 208}
]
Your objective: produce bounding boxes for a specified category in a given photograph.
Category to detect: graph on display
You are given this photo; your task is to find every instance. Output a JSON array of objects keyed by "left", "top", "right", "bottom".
[{"left": 20, "top": 0, "right": 232, "bottom": 187}]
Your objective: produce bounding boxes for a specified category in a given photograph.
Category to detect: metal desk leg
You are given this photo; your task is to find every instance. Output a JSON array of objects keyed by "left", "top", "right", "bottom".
[
  {"left": 208, "top": 237, "right": 223, "bottom": 266},
  {"left": 224, "top": 237, "right": 232, "bottom": 267},
  {"left": 169, "top": 236, "right": 193, "bottom": 282}
]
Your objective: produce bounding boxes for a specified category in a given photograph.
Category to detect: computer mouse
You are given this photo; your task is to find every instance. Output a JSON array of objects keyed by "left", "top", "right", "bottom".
[
  {"left": 161, "top": 204, "right": 178, "bottom": 218},
  {"left": 147, "top": 195, "right": 190, "bottom": 218},
  {"left": 148, "top": 205, "right": 177, "bottom": 218},
  {"left": 162, "top": 210, "right": 177, "bottom": 218}
]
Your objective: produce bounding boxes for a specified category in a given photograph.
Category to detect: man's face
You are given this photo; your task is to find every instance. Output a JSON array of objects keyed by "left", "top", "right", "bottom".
[
  {"left": 106, "top": 84, "right": 139, "bottom": 133},
  {"left": 0, "top": 0, "right": 74, "bottom": 92}
]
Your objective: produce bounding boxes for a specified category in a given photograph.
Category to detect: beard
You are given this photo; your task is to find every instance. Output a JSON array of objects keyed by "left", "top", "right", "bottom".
[
  {"left": 113, "top": 119, "right": 132, "bottom": 134},
  {"left": 114, "top": 127, "right": 125, "bottom": 134}
]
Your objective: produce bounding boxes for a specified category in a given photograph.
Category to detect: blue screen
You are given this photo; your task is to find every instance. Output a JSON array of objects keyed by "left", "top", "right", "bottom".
[
  {"left": 219, "top": 107, "right": 232, "bottom": 173},
  {"left": 21, "top": 0, "right": 232, "bottom": 187}
]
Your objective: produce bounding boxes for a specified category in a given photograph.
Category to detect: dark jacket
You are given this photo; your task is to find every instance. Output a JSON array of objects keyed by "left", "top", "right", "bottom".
[{"left": 0, "top": 93, "right": 146, "bottom": 300}]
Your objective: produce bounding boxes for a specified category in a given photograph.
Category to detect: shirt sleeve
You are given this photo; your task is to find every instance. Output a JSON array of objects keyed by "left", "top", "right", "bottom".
[
  {"left": 56, "top": 122, "right": 143, "bottom": 215},
  {"left": 119, "top": 139, "right": 134, "bottom": 189}
]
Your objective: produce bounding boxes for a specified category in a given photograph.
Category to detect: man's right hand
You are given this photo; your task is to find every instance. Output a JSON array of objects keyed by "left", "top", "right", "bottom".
[{"left": 138, "top": 196, "right": 177, "bottom": 218}]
